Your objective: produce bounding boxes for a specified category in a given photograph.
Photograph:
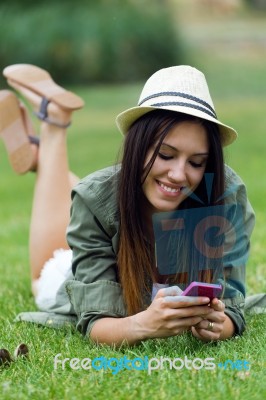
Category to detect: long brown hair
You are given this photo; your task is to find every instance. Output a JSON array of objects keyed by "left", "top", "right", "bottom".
[{"left": 117, "top": 110, "right": 225, "bottom": 315}]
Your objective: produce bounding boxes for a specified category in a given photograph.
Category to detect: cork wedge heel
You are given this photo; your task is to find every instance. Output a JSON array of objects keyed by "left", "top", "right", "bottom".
[
  {"left": 3, "top": 64, "right": 84, "bottom": 128},
  {"left": 0, "top": 90, "right": 37, "bottom": 174}
]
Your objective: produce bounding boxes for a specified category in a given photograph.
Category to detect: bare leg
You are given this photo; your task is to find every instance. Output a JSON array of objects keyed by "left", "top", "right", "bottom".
[
  {"left": 29, "top": 121, "right": 80, "bottom": 285},
  {"left": 2, "top": 79, "right": 83, "bottom": 293}
]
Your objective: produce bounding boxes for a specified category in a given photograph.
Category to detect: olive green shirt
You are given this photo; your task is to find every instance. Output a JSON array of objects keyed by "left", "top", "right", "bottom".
[{"left": 15, "top": 164, "right": 256, "bottom": 338}]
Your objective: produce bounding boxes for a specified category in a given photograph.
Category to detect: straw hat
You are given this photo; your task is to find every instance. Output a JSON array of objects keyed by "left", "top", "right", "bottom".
[{"left": 116, "top": 66, "right": 237, "bottom": 146}]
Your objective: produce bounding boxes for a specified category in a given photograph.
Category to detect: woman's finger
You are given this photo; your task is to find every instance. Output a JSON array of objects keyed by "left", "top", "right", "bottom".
[{"left": 210, "top": 298, "right": 225, "bottom": 311}]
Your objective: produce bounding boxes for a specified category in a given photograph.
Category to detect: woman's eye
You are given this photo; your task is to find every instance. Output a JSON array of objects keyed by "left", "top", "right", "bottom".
[
  {"left": 158, "top": 153, "right": 172, "bottom": 160},
  {"left": 190, "top": 161, "right": 204, "bottom": 168}
]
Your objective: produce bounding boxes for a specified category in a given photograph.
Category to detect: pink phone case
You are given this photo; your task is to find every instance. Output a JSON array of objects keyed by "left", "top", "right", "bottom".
[{"left": 182, "top": 281, "right": 222, "bottom": 298}]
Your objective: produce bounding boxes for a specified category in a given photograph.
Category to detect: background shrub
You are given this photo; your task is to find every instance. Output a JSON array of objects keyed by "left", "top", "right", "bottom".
[
  {"left": 245, "top": 0, "right": 266, "bottom": 10},
  {"left": 0, "top": 0, "right": 185, "bottom": 84}
]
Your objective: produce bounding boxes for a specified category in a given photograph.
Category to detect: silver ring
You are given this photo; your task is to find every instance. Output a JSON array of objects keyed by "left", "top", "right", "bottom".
[{"left": 207, "top": 321, "right": 214, "bottom": 331}]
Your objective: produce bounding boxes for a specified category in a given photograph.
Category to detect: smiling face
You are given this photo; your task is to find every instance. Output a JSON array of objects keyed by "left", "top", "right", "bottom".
[{"left": 142, "top": 120, "right": 209, "bottom": 215}]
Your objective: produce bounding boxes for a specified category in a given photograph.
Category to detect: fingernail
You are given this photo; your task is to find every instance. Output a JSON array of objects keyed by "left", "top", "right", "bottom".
[{"left": 201, "top": 297, "right": 210, "bottom": 303}]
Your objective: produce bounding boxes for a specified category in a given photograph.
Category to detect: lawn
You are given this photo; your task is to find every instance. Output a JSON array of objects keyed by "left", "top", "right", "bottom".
[{"left": 0, "top": 16, "right": 266, "bottom": 400}]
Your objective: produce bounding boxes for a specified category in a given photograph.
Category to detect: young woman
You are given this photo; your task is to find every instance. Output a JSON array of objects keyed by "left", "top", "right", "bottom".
[{"left": 0, "top": 64, "right": 255, "bottom": 346}]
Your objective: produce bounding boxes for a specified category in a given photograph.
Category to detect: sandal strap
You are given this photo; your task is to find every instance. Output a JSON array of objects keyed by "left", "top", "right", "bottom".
[
  {"left": 34, "top": 97, "right": 71, "bottom": 129},
  {"left": 28, "top": 135, "right": 40, "bottom": 146}
]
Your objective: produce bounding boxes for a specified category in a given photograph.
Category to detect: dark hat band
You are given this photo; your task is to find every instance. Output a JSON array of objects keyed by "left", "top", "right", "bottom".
[
  {"left": 138, "top": 91, "right": 217, "bottom": 119},
  {"left": 149, "top": 101, "right": 217, "bottom": 119}
]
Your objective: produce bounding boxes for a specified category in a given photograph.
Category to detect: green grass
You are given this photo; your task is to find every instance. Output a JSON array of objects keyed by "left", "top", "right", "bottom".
[{"left": 1, "top": 25, "right": 266, "bottom": 400}]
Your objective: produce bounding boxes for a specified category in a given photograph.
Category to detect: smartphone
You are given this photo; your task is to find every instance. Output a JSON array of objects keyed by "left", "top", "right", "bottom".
[{"left": 182, "top": 281, "right": 223, "bottom": 299}]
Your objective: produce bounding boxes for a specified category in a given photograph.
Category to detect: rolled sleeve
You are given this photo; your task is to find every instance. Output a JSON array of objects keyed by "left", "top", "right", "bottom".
[
  {"left": 221, "top": 166, "right": 256, "bottom": 335},
  {"left": 224, "top": 305, "right": 246, "bottom": 336},
  {"left": 66, "top": 170, "right": 126, "bottom": 336},
  {"left": 65, "top": 280, "right": 127, "bottom": 335},
  {"left": 224, "top": 166, "right": 255, "bottom": 273}
]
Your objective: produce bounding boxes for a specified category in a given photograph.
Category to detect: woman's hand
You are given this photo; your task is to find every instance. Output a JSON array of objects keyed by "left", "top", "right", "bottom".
[
  {"left": 132, "top": 286, "right": 213, "bottom": 340},
  {"left": 91, "top": 293, "right": 235, "bottom": 346},
  {"left": 191, "top": 298, "right": 234, "bottom": 341}
]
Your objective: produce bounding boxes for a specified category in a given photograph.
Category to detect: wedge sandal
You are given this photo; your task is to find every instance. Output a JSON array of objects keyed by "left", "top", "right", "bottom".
[
  {"left": 0, "top": 90, "right": 37, "bottom": 174},
  {"left": 3, "top": 64, "right": 84, "bottom": 111}
]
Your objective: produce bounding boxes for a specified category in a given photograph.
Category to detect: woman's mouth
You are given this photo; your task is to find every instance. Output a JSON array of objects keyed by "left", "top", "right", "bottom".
[{"left": 157, "top": 180, "right": 184, "bottom": 194}]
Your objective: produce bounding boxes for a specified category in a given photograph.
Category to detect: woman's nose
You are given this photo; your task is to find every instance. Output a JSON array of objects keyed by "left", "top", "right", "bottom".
[{"left": 168, "top": 161, "right": 186, "bottom": 182}]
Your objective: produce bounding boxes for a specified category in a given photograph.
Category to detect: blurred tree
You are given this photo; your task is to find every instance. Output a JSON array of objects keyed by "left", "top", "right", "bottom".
[
  {"left": 245, "top": 0, "right": 266, "bottom": 9},
  {"left": 0, "top": 0, "right": 186, "bottom": 84}
]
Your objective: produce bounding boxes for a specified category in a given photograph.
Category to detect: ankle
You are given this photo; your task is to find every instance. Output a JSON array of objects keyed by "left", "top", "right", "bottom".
[{"left": 34, "top": 98, "right": 72, "bottom": 128}]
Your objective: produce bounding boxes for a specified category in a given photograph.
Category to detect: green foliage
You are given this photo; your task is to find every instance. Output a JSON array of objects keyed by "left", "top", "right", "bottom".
[
  {"left": 244, "top": 0, "right": 266, "bottom": 10},
  {"left": 0, "top": 0, "right": 184, "bottom": 84}
]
